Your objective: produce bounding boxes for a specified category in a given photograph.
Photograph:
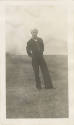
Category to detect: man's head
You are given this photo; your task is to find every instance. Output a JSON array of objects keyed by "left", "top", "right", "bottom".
[{"left": 31, "top": 28, "right": 38, "bottom": 39}]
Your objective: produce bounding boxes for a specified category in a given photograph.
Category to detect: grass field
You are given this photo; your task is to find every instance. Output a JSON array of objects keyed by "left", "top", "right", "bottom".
[{"left": 6, "top": 54, "right": 68, "bottom": 118}]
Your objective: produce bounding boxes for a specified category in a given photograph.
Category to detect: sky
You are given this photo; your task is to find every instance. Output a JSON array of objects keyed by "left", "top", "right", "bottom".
[{"left": 6, "top": 5, "right": 68, "bottom": 55}]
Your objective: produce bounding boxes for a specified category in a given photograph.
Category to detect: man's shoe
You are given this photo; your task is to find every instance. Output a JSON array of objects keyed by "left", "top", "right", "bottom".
[
  {"left": 36, "top": 86, "right": 42, "bottom": 90},
  {"left": 45, "top": 86, "right": 54, "bottom": 89}
]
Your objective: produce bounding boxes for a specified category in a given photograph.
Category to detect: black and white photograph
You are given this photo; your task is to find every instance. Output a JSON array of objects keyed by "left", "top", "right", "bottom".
[{"left": 6, "top": 4, "right": 69, "bottom": 118}]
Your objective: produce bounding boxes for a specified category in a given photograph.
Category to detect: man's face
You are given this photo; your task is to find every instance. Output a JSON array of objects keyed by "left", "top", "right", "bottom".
[{"left": 31, "top": 30, "right": 38, "bottom": 39}]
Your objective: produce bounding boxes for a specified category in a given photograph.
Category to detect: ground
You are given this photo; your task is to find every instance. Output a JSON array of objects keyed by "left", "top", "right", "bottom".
[{"left": 6, "top": 54, "right": 68, "bottom": 118}]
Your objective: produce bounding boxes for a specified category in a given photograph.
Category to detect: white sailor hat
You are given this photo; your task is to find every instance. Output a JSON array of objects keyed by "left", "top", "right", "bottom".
[{"left": 31, "top": 28, "right": 38, "bottom": 34}]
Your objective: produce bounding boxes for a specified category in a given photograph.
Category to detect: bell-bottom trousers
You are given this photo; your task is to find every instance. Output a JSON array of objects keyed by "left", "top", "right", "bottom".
[{"left": 32, "top": 55, "right": 53, "bottom": 89}]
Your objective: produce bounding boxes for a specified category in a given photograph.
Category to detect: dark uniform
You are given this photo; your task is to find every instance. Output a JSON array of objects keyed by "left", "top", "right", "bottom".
[{"left": 26, "top": 37, "right": 53, "bottom": 89}]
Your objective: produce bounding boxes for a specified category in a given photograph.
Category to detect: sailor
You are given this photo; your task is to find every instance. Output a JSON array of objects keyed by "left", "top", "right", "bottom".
[{"left": 26, "top": 28, "right": 53, "bottom": 89}]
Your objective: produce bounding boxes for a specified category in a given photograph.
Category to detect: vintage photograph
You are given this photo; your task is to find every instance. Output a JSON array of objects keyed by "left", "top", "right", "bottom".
[{"left": 6, "top": 4, "right": 68, "bottom": 118}]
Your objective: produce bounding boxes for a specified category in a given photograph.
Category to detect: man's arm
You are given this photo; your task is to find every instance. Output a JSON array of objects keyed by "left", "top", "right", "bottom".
[
  {"left": 26, "top": 41, "right": 32, "bottom": 57},
  {"left": 41, "top": 39, "right": 44, "bottom": 52},
  {"left": 40, "top": 38, "right": 44, "bottom": 54}
]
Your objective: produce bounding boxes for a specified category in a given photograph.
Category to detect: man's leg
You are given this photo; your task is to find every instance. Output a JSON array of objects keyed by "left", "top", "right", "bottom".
[
  {"left": 32, "top": 59, "right": 41, "bottom": 89},
  {"left": 40, "top": 56, "right": 53, "bottom": 89}
]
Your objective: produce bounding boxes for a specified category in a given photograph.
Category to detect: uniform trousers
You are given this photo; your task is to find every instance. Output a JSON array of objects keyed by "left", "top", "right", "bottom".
[{"left": 32, "top": 55, "right": 53, "bottom": 89}]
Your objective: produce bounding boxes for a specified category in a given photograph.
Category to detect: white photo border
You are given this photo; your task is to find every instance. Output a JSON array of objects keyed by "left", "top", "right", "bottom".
[{"left": 0, "top": 1, "right": 74, "bottom": 125}]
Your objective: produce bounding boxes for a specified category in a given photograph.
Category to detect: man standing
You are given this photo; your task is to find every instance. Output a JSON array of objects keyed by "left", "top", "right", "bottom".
[{"left": 26, "top": 29, "right": 53, "bottom": 89}]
